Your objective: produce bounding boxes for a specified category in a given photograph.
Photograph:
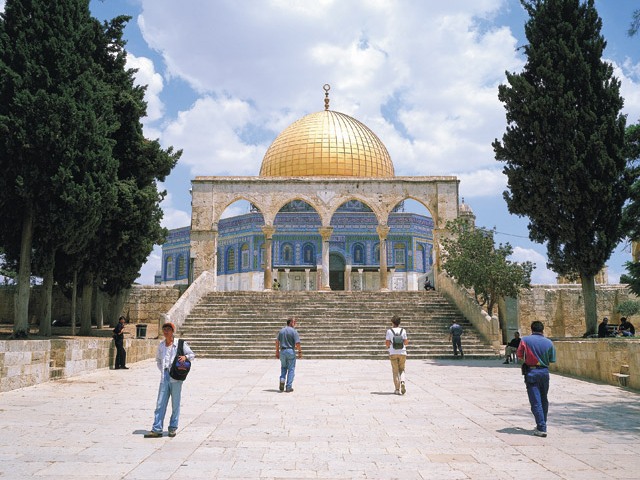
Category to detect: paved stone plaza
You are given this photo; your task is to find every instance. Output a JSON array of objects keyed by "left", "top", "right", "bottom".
[{"left": 0, "top": 358, "right": 638, "bottom": 479}]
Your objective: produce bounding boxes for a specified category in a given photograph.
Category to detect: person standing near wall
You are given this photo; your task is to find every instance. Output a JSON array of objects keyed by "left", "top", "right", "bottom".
[
  {"left": 517, "top": 320, "right": 556, "bottom": 438},
  {"left": 113, "top": 315, "right": 128, "bottom": 370}
]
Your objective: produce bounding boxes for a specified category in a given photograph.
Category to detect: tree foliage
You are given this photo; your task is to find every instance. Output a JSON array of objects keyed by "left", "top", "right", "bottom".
[
  {"left": 0, "top": 2, "right": 180, "bottom": 336},
  {"left": 493, "top": 0, "right": 629, "bottom": 335},
  {"left": 620, "top": 123, "right": 640, "bottom": 294},
  {"left": 441, "top": 219, "right": 534, "bottom": 316}
]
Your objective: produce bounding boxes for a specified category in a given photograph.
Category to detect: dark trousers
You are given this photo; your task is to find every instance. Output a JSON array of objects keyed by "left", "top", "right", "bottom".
[
  {"left": 452, "top": 336, "right": 463, "bottom": 356},
  {"left": 114, "top": 339, "right": 126, "bottom": 368},
  {"left": 525, "top": 368, "right": 550, "bottom": 432}
]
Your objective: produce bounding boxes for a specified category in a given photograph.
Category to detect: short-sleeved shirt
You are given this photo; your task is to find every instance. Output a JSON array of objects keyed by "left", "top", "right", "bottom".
[
  {"left": 450, "top": 323, "right": 463, "bottom": 337},
  {"left": 277, "top": 326, "right": 300, "bottom": 349},
  {"left": 517, "top": 332, "right": 556, "bottom": 367},
  {"left": 386, "top": 327, "right": 407, "bottom": 355}
]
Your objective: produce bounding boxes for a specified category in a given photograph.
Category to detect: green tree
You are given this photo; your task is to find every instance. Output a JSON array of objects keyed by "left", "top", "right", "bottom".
[
  {"left": 87, "top": 16, "right": 180, "bottom": 324},
  {"left": 493, "top": 0, "right": 628, "bottom": 335},
  {"left": 0, "top": 0, "right": 118, "bottom": 337},
  {"left": 441, "top": 219, "right": 534, "bottom": 316},
  {"left": 620, "top": 123, "right": 640, "bottom": 293},
  {"left": 52, "top": 15, "right": 180, "bottom": 331}
]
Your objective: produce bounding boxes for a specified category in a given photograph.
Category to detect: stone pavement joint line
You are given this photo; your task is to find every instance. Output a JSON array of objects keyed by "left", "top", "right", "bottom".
[{"left": 0, "top": 359, "right": 639, "bottom": 479}]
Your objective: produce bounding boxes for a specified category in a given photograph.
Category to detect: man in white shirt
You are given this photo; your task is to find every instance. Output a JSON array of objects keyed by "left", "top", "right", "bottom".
[{"left": 144, "top": 322, "right": 195, "bottom": 438}]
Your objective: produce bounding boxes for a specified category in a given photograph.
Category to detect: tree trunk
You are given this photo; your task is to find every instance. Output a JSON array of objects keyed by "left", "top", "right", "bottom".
[
  {"left": 79, "top": 274, "right": 93, "bottom": 336},
  {"left": 71, "top": 271, "right": 77, "bottom": 336},
  {"left": 581, "top": 273, "right": 597, "bottom": 336},
  {"left": 14, "top": 205, "right": 34, "bottom": 338},
  {"left": 39, "top": 265, "right": 54, "bottom": 337},
  {"left": 106, "top": 290, "right": 130, "bottom": 328},
  {"left": 93, "top": 280, "right": 104, "bottom": 330}
]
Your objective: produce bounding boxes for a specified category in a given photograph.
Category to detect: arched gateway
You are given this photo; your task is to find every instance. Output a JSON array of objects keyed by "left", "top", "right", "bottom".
[{"left": 190, "top": 87, "right": 460, "bottom": 291}]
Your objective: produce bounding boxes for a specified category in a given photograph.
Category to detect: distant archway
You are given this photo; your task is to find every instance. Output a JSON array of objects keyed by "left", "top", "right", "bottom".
[{"left": 329, "top": 253, "right": 346, "bottom": 291}]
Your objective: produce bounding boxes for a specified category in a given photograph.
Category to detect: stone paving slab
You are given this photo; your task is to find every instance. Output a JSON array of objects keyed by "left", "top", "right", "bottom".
[{"left": 0, "top": 358, "right": 639, "bottom": 479}]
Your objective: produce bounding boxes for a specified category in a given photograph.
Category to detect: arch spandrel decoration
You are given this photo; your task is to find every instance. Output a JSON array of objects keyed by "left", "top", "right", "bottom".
[{"left": 190, "top": 176, "right": 459, "bottom": 288}]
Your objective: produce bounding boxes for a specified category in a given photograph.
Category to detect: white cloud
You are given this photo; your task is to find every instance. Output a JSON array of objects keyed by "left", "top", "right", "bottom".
[
  {"left": 457, "top": 169, "right": 507, "bottom": 199},
  {"left": 159, "top": 191, "right": 191, "bottom": 229},
  {"left": 126, "top": 53, "right": 165, "bottom": 123},
  {"left": 510, "top": 246, "right": 557, "bottom": 284},
  {"left": 138, "top": 0, "right": 522, "bottom": 178},
  {"left": 136, "top": 246, "right": 161, "bottom": 285},
  {"left": 162, "top": 96, "right": 269, "bottom": 176}
]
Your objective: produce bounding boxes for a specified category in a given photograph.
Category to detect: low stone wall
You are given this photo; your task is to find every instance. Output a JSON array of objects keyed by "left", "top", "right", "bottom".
[
  {"left": 551, "top": 338, "right": 639, "bottom": 390},
  {"left": 0, "top": 337, "right": 157, "bottom": 393},
  {"left": 437, "top": 272, "right": 501, "bottom": 350},
  {"left": 516, "top": 285, "right": 638, "bottom": 337},
  {"left": 0, "top": 284, "right": 181, "bottom": 338}
]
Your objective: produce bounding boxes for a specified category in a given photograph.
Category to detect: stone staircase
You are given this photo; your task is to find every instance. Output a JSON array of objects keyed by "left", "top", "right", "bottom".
[{"left": 179, "top": 291, "right": 499, "bottom": 359}]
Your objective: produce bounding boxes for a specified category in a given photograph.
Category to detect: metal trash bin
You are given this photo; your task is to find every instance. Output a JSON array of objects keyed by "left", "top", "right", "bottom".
[{"left": 135, "top": 324, "right": 147, "bottom": 339}]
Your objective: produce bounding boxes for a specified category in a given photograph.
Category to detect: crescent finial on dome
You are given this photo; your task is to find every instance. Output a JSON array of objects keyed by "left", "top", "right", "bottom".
[{"left": 323, "top": 84, "right": 330, "bottom": 111}]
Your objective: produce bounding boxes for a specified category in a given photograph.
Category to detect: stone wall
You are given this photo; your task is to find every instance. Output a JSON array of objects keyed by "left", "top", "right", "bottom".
[
  {"left": 552, "top": 338, "right": 639, "bottom": 390},
  {"left": 512, "top": 284, "right": 638, "bottom": 337},
  {"left": 0, "top": 337, "right": 157, "bottom": 392},
  {"left": 0, "top": 285, "right": 182, "bottom": 338}
]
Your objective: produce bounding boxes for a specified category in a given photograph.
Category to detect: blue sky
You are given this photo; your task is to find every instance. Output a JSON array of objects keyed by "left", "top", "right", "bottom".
[{"left": 4, "top": 0, "right": 640, "bottom": 285}]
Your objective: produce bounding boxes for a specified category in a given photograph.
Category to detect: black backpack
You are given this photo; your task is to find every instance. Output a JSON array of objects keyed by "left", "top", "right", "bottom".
[
  {"left": 391, "top": 328, "right": 404, "bottom": 349},
  {"left": 169, "top": 339, "right": 191, "bottom": 381}
]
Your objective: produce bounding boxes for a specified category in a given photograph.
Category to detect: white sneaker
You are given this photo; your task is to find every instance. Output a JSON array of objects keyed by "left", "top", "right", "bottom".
[
  {"left": 533, "top": 429, "right": 547, "bottom": 437},
  {"left": 400, "top": 382, "right": 406, "bottom": 395},
  {"left": 394, "top": 389, "right": 400, "bottom": 395}
]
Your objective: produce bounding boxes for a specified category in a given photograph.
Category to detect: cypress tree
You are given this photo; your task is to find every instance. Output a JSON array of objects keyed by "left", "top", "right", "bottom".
[
  {"left": 493, "top": 0, "right": 629, "bottom": 335},
  {"left": 0, "top": 0, "right": 117, "bottom": 337}
]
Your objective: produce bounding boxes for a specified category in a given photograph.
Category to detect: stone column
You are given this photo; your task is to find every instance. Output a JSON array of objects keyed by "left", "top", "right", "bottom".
[
  {"left": 358, "top": 268, "right": 364, "bottom": 291},
  {"left": 318, "top": 226, "right": 334, "bottom": 291},
  {"left": 431, "top": 228, "right": 446, "bottom": 290},
  {"left": 262, "top": 225, "right": 276, "bottom": 291},
  {"left": 284, "top": 268, "right": 290, "bottom": 291},
  {"left": 304, "top": 268, "right": 310, "bottom": 291},
  {"left": 190, "top": 228, "right": 218, "bottom": 289},
  {"left": 389, "top": 267, "right": 395, "bottom": 291},
  {"left": 377, "top": 225, "right": 390, "bottom": 292},
  {"left": 345, "top": 264, "right": 352, "bottom": 291}
]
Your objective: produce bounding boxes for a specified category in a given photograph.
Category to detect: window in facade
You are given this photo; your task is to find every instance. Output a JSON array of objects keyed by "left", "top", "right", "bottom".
[
  {"left": 241, "top": 243, "right": 250, "bottom": 270},
  {"left": 217, "top": 249, "right": 223, "bottom": 273},
  {"left": 260, "top": 245, "right": 265, "bottom": 269},
  {"left": 227, "top": 247, "right": 236, "bottom": 272},
  {"left": 303, "top": 243, "right": 315, "bottom": 264},
  {"left": 394, "top": 244, "right": 406, "bottom": 265},
  {"left": 374, "top": 244, "right": 380, "bottom": 263},
  {"left": 416, "top": 244, "right": 425, "bottom": 272},
  {"left": 353, "top": 244, "right": 365, "bottom": 264},
  {"left": 177, "top": 255, "right": 186, "bottom": 277},
  {"left": 282, "top": 243, "right": 293, "bottom": 264},
  {"left": 166, "top": 256, "right": 174, "bottom": 279}
]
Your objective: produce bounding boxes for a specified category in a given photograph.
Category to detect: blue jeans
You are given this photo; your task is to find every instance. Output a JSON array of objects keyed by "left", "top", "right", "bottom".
[
  {"left": 279, "top": 349, "right": 297, "bottom": 389},
  {"left": 524, "top": 368, "right": 550, "bottom": 432},
  {"left": 152, "top": 369, "right": 183, "bottom": 433}
]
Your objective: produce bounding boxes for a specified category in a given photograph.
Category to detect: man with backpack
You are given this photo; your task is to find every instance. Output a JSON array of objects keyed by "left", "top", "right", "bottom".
[
  {"left": 144, "top": 322, "right": 195, "bottom": 438},
  {"left": 385, "top": 315, "right": 408, "bottom": 395}
]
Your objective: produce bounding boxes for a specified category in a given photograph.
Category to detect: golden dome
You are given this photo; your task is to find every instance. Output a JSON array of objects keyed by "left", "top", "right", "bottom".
[{"left": 259, "top": 109, "right": 394, "bottom": 177}]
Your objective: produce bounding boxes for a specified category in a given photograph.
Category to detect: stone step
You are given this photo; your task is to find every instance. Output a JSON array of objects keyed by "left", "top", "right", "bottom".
[{"left": 180, "top": 290, "right": 498, "bottom": 359}]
